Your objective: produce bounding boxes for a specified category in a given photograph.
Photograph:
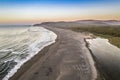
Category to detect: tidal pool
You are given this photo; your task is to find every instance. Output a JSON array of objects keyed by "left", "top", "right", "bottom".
[{"left": 86, "top": 38, "right": 120, "bottom": 80}]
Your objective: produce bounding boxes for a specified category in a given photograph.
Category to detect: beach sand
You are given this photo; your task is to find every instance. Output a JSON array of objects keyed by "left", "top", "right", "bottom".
[{"left": 9, "top": 26, "right": 99, "bottom": 80}]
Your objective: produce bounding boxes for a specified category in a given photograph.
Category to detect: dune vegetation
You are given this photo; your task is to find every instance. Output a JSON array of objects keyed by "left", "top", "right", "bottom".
[{"left": 71, "top": 26, "right": 120, "bottom": 48}]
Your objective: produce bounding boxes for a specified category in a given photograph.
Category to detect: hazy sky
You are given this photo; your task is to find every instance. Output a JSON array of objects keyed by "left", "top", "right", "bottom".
[{"left": 0, "top": 0, "right": 120, "bottom": 24}]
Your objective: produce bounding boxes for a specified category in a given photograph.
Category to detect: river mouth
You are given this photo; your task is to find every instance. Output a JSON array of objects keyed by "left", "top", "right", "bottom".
[{"left": 86, "top": 37, "right": 120, "bottom": 80}]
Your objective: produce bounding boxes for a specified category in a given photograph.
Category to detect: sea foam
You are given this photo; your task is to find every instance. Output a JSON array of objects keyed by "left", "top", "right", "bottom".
[{"left": 2, "top": 26, "right": 57, "bottom": 80}]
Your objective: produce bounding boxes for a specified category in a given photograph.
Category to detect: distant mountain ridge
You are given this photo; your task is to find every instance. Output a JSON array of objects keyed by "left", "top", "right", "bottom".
[{"left": 33, "top": 20, "right": 120, "bottom": 27}]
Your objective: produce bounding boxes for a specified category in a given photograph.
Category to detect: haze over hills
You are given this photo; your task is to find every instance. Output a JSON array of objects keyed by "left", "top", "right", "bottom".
[
  {"left": 75, "top": 20, "right": 120, "bottom": 25},
  {"left": 34, "top": 20, "right": 120, "bottom": 27}
]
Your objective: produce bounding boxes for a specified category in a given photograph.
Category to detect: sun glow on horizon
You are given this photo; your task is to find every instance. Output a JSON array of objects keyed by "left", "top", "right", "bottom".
[{"left": 0, "top": 0, "right": 120, "bottom": 24}]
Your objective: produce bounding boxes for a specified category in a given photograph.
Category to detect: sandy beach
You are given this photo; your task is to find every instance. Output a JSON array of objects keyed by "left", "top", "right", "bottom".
[{"left": 9, "top": 26, "right": 99, "bottom": 80}]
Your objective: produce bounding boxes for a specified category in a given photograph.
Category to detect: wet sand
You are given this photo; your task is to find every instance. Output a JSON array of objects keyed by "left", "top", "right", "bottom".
[{"left": 9, "top": 26, "right": 98, "bottom": 80}]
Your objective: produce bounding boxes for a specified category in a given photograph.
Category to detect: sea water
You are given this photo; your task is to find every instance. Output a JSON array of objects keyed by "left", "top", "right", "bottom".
[{"left": 0, "top": 26, "right": 57, "bottom": 80}]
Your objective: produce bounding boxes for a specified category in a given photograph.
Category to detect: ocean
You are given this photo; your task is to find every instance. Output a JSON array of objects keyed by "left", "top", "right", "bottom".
[{"left": 0, "top": 26, "right": 57, "bottom": 80}]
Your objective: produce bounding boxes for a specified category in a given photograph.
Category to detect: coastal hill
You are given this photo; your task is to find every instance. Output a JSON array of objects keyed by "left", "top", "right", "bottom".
[{"left": 33, "top": 20, "right": 120, "bottom": 27}]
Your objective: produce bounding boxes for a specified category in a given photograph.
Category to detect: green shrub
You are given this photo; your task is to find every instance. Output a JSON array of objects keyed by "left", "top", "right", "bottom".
[{"left": 71, "top": 26, "right": 120, "bottom": 48}]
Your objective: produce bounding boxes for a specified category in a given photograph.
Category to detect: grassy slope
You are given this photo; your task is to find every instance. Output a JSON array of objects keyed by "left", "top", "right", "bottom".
[{"left": 71, "top": 26, "right": 120, "bottom": 48}]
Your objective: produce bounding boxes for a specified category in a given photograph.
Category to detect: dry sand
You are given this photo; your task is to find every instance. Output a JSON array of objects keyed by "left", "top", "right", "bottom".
[{"left": 9, "top": 26, "right": 98, "bottom": 80}]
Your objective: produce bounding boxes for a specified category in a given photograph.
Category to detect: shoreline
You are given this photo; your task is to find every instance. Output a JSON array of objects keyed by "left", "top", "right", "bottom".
[
  {"left": 9, "top": 26, "right": 99, "bottom": 80},
  {"left": 9, "top": 42, "right": 56, "bottom": 80},
  {"left": 4, "top": 27, "right": 57, "bottom": 80},
  {"left": 9, "top": 27, "right": 59, "bottom": 80}
]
